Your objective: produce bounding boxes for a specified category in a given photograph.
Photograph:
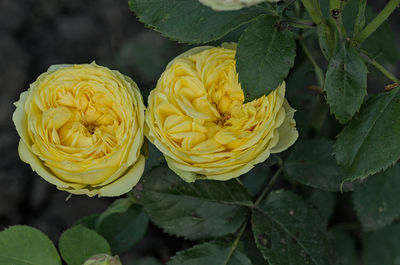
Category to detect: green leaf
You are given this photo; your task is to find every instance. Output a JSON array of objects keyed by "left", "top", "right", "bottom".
[
  {"left": 167, "top": 242, "right": 252, "bottom": 265},
  {"left": 144, "top": 142, "right": 166, "bottom": 172},
  {"left": 285, "top": 139, "right": 355, "bottom": 192},
  {"left": 330, "top": 228, "right": 359, "bottom": 265},
  {"left": 307, "top": 190, "right": 336, "bottom": 220},
  {"left": 73, "top": 214, "right": 100, "bottom": 230},
  {"left": 59, "top": 225, "right": 111, "bottom": 265},
  {"left": 132, "top": 165, "right": 252, "bottom": 240},
  {"left": 73, "top": 199, "right": 148, "bottom": 255},
  {"left": 241, "top": 233, "right": 268, "bottom": 265},
  {"left": 236, "top": 15, "right": 296, "bottom": 101},
  {"left": 362, "top": 224, "right": 400, "bottom": 265},
  {"left": 317, "top": 22, "right": 337, "bottom": 60},
  {"left": 128, "top": 0, "right": 263, "bottom": 44},
  {"left": 335, "top": 86, "right": 400, "bottom": 180},
  {"left": 96, "top": 200, "right": 149, "bottom": 254},
  {"left": 240, "top": 163, "right": 272, "bottom": 197},
  {"left": 353, "top": 164, "right": 400, "bottom": 231},
  {"left": 324, "top": 45, "right": 368, "bottom": 124},
  {"left": 0, "top": 225, "right": 61, "bottom": 265},
  {"left": 252, "top": 190, "right": 337, "bottom": 265}
]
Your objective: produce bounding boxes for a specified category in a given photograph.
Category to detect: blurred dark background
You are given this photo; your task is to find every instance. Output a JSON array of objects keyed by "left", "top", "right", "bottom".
[{"left": 0, "top": 0, "right": 399, "bottom": 264}]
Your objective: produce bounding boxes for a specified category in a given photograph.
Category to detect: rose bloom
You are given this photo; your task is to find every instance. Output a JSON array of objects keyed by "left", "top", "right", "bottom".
[
  {"left": 145, "top": 45, "right": 298, "bottom": 182},
  {"left": 199, "top": 0, "right": 274, "bottom": 11},
  {"left": 13, "top": 63, "right": 145, "bottom": 197}
]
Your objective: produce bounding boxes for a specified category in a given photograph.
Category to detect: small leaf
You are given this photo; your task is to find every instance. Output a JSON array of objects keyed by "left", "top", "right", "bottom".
[
  {"left": 362, "top": 224, "right": 400, "bottom": 265},
  {"left": 167, "top": 242, "right": 252, "bottom": 265},
  {"left": 59, "top": 225, "right": 111, "bottom": 265},
  {"left": 252, "top": 190, "right": 337, "bottom": 265},
  {"left": 128, "top": 0, "right": 263, "bottom": 44},
  {"left": 324, "top": 45, "right": 368, "bottom": 124},
  {"left": 0, "top": 225, "right": 61, "bottom": 265},
  {"left": 73, "top": 214, "right": 100, "bottom": 230},
  {"left": 132, "top": 165, "right": 252, "bottom": 240},
  {"left": 236, "top": 15, "right": 296, "bottom": 101},
  {"left": 96, "top": 201, "right": 149, "bottom": 254},
  {"left": 335, "top": 86, "right": 400, "bottom": 180},
  {"left": 74, "top": 198, "right": 149, "bottom": 255},
  {"left": 285, "top": 139, "right": 355, "bottom": 192},
  {"left": 353, "top": 164, "right": 400, "bottom": 230}
]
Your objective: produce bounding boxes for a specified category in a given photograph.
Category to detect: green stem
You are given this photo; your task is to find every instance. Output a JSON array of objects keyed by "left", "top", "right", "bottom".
[
  {"left": 360, "top": 51, "right": 400, "bottom": 83},
  {"left": 299, "top": 38, "right": 325, "bottom": 88},
  {"left": 353, "top": 0, "right": 400, "bottom": 46},
  {"left": 255, "top": 166, "right": 283, "bottom": 206},
  {"left": 301, "top": 0, "right": 325, "bottom": 25},
  {"left": 334, "top": 15, "right": 348, "bottom": 41},
  {"left": 353, "top": 0, "right": 367, "bottom": 36},
  {"left": 223, "top": 221, "right": 248, "bottom": 265},
  {"left": 330, "top": 0, "right": 348, "bottom": 41},
  {"left": 329, "top": 0, "right": 341, "bottom": 11},
  {"left": 308, "top": 95, "right": 329, "bottom": 134}
]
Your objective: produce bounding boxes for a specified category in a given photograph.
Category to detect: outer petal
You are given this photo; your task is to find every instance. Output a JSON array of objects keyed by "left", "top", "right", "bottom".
[
  {"left": 12, "top": 91, "right": 31, "bottom": 146},
  {"left": 96, "top": 154, "right": 145, "bottom": 197},
  {"left": 165, "top": 156, "right": 198, "bottom": 182},
  {"left": 270, "top": 100, "right": 299, "bottom": 154},
  {"left": 18, "top": 140, "right": 69, "bottom": 188},
  {"left": 59, "top": 155, "right": 145, "bottom": 197}
]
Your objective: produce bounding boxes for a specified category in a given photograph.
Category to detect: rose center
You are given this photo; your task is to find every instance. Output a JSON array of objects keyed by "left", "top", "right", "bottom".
[{"left": 83, "top": 122, "right": 97, "bottom": 135}]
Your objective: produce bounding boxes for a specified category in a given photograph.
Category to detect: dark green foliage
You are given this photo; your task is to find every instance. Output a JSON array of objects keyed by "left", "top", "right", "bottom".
[
  {"left": 0, "top": 226, "right": 61, "bottom": 265},
  {"left": 95, "top": 199, "right": 149, "bottom": 254},
  {"left": 168, "top": 242, "right": 253, "bottom": 265},
  {"left": 331, "top": 228, "right": 359, "bottom": 265},
  {"left": 59, "top": 225, "right": 111, "bottom": 265},
  {"left": 324, "top": 45, "right": 368, "bottom": 124},
  {"left": 73, "top": 198, "right": 148, "bottom": 255},
  {"left": 132, "top": 166, "right": 252, "bottom": 240},
  {"left": 236, "top": 15, "right": 296, "bottom": 101},
  {"left": 128, "top": 0, "right": 263, "bottom": 44},
  {"left": 353, "top": 164, "right": 400, "bottom": 230},
  {"left": 252, "top": 190, "right": 337, "bottom": 265},
  {"left": 285, "top": 139, "right": 354, "bottom": 192},
  {"left": 363, "top": 224, "right": 400, "bottom": 265},
  {"left": 335, "top": 86, "right": 400, "bottom": 180},
  {"left": 307, "top": 190, "right": 336, "bottom": 220}
]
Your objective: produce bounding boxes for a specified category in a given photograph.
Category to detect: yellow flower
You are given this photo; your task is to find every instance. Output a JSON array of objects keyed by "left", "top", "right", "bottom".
[
  {"left": 199, "top": 0, "right": 268, "bottom": 11},
  {"left": 145, "top": 45, "right": 298, "bottom": 182},
  {"left": 13, "top": 63, "right": 146, "bottom": 197}
]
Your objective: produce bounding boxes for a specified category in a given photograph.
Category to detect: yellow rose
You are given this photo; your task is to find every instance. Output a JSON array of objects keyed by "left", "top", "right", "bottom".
[
  {"left": 145, "top": 45, "right": 298, "bottom": 182},
  {"left": 13, "top": 63, "right": 146, "bottom": 197},
  {"left": 199, "top": 0, "right": 267, "bottom": 11}
]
